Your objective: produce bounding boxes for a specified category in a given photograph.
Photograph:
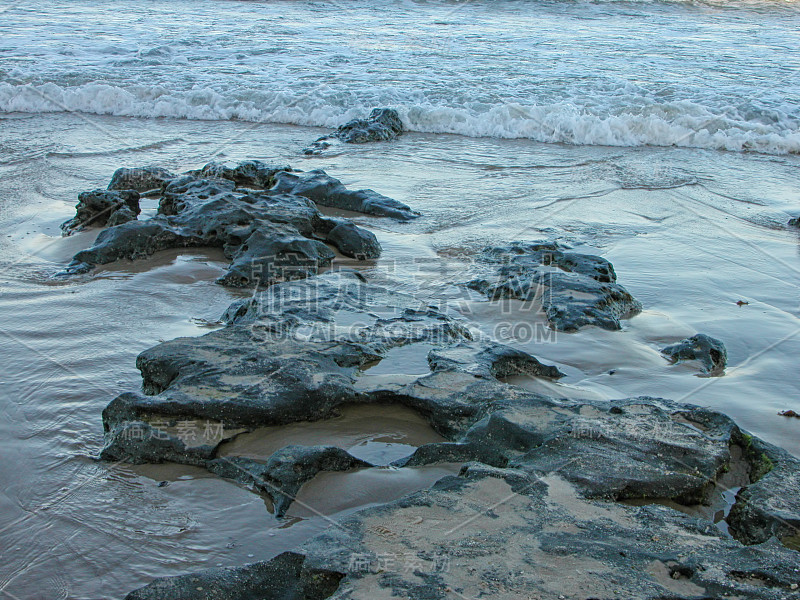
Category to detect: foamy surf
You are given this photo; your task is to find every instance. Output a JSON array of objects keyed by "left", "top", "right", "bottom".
[{"left": 1, "top": 82, "right": 798, "bottom": 154}]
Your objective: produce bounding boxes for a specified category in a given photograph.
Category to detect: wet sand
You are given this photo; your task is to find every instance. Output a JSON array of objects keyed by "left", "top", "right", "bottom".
[{"left": 1, "top": 112, "right": 799, "bottom": 598}]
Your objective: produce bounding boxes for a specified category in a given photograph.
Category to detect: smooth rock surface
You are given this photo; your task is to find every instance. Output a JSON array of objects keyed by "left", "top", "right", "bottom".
[{"left": 272, "top": 169, "right": 420, "bottom": 221}]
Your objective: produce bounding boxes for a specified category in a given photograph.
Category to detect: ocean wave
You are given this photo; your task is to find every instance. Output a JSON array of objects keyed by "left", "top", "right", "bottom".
[{"left": 1, "top": 82, "right": 798, "bottom": 155}]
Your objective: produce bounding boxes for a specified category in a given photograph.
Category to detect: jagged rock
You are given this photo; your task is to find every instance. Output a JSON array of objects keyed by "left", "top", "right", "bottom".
[
  {"left": 105, "top": 204, "right": 138, "bottom": 227},
  {"left": 125, "top": 551, "right": 343, "bottom": 600},
  {"left": 207, "top": 446, "right": 372, "bottom": 517},
  {"left": 467, "top": 241, "right": 642, "bottom": 331},
  {"left": 303, "top": 108, "right": 404, "bottom": 155},
  {"left": 59, "top": 172, "right": 384, "bottom": 286},
  {"left": 662, "top": 333, "right": 727, "bottom": 375},
  {"left": 788, "top": 216, "right": 800, "bottom": 228},
  {"left": 272, "top": 169, "right": 419, "bottom": 221},
  {"left": 60, "top": 189, "right": 140, "bottom": 235},
  {"left": 336, "top": 108, "right": 404, "bottom": 144},
  {"left": 193, "top": 160, "right": 293, "bottom": 189},
  {"left": 100, "top": 272, "right": 556, "bottom": 466},
  {"left": 107, "top": 166, "right": 176, "bottom": 192},
  {"left": 100, "top": 273, "right": 479, "bottom": 448},
  {"left": 727, "top": 433, "right": 800, "bottom": 549}
]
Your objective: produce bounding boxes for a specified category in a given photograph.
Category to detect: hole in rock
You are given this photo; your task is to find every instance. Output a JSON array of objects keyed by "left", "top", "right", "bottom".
[
  {"left": 218, "top": 403, "right": 448, "bottom": 466},
  {"left": 621, "top": 444, "right": 751, "bottom": 536}
]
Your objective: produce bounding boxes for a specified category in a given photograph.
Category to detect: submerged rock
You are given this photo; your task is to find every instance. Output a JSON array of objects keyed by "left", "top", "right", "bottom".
[
  {"left": 61, "top": 189, "right": 140, "bottom": 235},
  {"left": 661, "top": 333, "right": 727, "bottom": 375},
  {"left": 467, "top": 241, "right": 642, "bottom": 331},
  {"left": 303, "top": 108, "right": 404, "bottom": 155},
  {"left": 57, "top": 161, "right": 417, "bottom": 284}
]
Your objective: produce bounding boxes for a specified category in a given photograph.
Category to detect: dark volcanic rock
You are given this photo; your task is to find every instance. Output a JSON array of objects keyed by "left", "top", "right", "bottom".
[
  {"left": 103, "top": 272, "right": 798, "bottom": 558},
  {"left": 61, "top": 189, "right": 140, "bottom": 235},
  {"left": 662, "top": 333, "right": 728, "bottom": 375},
  {"left": 100, "top": 272, "right": 481, "bottom": 448},
  {"left": 336, "top": 108, "right": 404, "bottom": 144},
  {"left": 467, "top": 241, "right": 642, "bottom": 331},
  {"left": 208, "top": 445, "right": 372, "bottom": 517},
  {"left": 272, "top": 169, "right": 419, "bottom": 221},
  {"left": 427, "top": 341, "right": 565, "bottom": 380},
  {"left": 107, "top": 166, "right": 176, "bottom": 192},
  {"left": 130, "top": 467, "right": 800, "bottom": 600},
  {"left": 324, "top": 220, "right": 382, "bottom": 259},
  {"left": 112, "top": 270, "right": 800, "bottom": 598},
  {"left": 125, "top": 551, "right": 343, "bottom": 600},
  {"left": 101, "top": 272, "right": 555, "bottom": 472},
  {"left": 193, "top": 160, "right": 293, "bottom": 189},
  {"left": 303, "top": 108, "right": 404, "bottom": 155},
  {"left": 58, "top": 160, "right": 423, "bottom": 281},
  {"left": 59, "top": 167, "right": 395, "bottom": 285}
]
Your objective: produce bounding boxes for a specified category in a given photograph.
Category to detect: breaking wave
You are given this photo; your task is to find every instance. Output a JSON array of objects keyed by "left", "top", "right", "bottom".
[{"left": 1, "top": 81, "right": 798, "bottom": 155}]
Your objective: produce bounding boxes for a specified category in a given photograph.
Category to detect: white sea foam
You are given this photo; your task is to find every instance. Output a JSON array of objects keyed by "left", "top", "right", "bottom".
[
  {"left": 1, "top": 82, "right": 798, "bottom": 154},
  {"left": 1, "top": 0, "right": 798, "bottom": 155}
]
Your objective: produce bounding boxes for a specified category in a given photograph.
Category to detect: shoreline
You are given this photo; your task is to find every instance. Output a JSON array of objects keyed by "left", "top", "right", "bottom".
[{"left": 1, "top": 114, "right": 799, "bottom": 597}]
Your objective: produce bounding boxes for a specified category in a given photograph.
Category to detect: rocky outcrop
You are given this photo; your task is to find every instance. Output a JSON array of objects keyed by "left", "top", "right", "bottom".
[
  {"left": 303, "top": 108, "right": 404, "bottom": 155},
  {"left": 94, "top": 262, "right": 800, "bottom": 599},
  {"left": 427, "top": 341, "right": 565, "bottom": 380},
  {"left": 108, "top": 166, "right": 176, "bottom": 192},
  {"left": 467, "top": 241, "right": 642, "bottom": 331},
  {"left": 61, "top": 189, "right": 141, "bottom": 235},
  {"left": 69, "top": 184, "right": 797, "bottom": 598},
  {"left": 125, "top": 551, "right": 343, "bottom": 600},
  {"left": 662, "top": 333, "right": 728, "bottom": 375},
  {"left": 128, "top": 465, "right": 800, "bottom": 600},
  {"left": 190, "top": 160, "right": 293, "bottom": 189},
  {"left": 57, "top": 161, "right": 415, "bottom": 284},
  {"left": 272, "top": 170, "right": 419, "bottom": 221},
  {"left": 103, "top": 271, "right": 798, "bottom": 578}
]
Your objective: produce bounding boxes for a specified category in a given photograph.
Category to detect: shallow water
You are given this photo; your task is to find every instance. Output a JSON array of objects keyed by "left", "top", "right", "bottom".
[
  {"left": 1, "top": 0, "right": 799, "bottom": 152},
  {"left": 0, "top": 110, "right": 799, "bottom": 598}
]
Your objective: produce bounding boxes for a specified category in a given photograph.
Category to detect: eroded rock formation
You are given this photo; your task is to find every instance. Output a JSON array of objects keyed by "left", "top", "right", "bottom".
[
  {"left": 58, "top": 161, "right": 418, "bottom": 286},
  {"left": 467, "top": 241, "right": 643, "bottom": 331}
]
